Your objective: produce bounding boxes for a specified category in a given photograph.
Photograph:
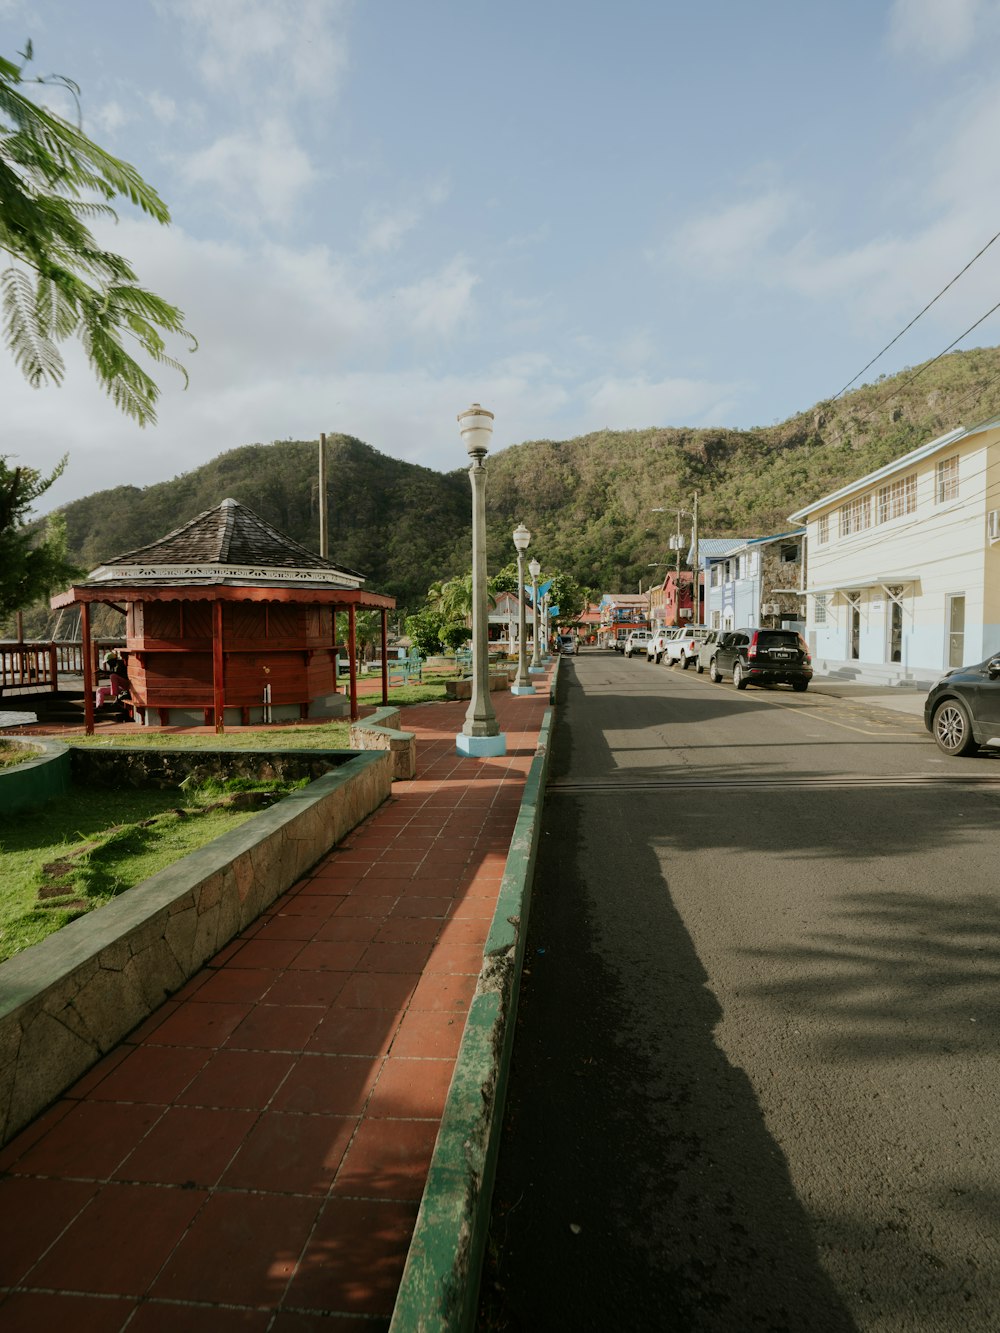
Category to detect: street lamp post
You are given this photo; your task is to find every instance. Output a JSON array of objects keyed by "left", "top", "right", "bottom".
[
  {"left": 528, "top": 557, "right": 543, "bottom": 673},
  {"left": 512, "top": 524, "right": 535, "bottom": 695},
  {"left": 456, "top": 404, "right": 506, "bottom": 758}
]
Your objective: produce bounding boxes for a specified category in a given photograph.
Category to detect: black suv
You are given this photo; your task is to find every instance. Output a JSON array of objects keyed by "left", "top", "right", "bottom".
[
  {"left": 924, "top": 654, "right": 1000, "bottom": 755},
  {"left": 709, "top": 628, "right": 812, "bottom": 691}
]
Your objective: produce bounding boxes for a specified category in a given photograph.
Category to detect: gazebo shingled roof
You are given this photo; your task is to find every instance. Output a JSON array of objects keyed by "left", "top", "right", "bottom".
[{"left": 90, "top": 497, "right": 366, "bottom": 586}]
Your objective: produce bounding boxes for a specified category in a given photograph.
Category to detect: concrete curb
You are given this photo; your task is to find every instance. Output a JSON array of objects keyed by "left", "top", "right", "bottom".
[
  {"left": 389, "top": 703, "right": 555, "bottom": 1333},
  {"left": 0, "top": 736, "right": 70, "bottom": 814}
]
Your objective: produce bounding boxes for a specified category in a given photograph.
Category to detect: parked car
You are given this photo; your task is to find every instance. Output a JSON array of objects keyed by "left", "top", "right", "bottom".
[
  {"left": 558, "top": 634, "right": 576, "bottom": 656},
  {"left": 924, "top": 653, "right": 1000, "bottom": 755},
  {"left": 709, "top": 627, "right": 812, "bottom": 691},
  {"left": 623, "top": 629, "right": 653, "bottom": 658},
  {"left": 646, "top": 627, "right": 683, "bottom": 663},
  {"left": 663, "top": 627, "right": 714, "bottom": 669},
  {"left": 695, "top": 630, "right": 723, "bottom": 674}
]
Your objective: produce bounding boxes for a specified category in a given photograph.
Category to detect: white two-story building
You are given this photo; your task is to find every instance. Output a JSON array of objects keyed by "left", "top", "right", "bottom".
[{"left": 789, "top": 416, "right": 1000, "bottom": 686}]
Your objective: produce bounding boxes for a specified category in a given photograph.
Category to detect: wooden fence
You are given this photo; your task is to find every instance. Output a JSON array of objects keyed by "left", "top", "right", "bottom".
[{"left": 0, "top": 641, "right": 122, "bottom": 694}]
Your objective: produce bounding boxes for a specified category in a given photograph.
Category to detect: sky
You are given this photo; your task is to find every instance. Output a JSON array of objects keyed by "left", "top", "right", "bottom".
[{"left": 6, "top": 0, "right": 1000, "bottom": 513}]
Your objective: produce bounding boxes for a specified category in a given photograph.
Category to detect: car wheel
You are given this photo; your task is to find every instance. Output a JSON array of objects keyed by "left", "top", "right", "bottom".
[
  {"left": 733, "top": 663, "right": 748, "bottom": 690},
  {"left": 696, "top": 660, "right": 704, "bottom": 674},
  {"left": 709, "top": 658, "right": 721, "bottom": 683},
  {"left": 654, "top": 652, "right": 661, "bottom": 664},
  {"left": 792, "top": 680, "right": 808, "bottom": 693},
  {"left": 932, "top": 698, "right": 978, "bottom": 756},
  {"left": 681, "top": 654, "right": 691, "bottom": 669}
]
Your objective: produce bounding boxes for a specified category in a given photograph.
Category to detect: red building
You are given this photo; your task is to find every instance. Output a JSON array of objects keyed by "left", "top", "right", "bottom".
[{"left": 50, "top": 498, "right": 396, "bottom": 733}]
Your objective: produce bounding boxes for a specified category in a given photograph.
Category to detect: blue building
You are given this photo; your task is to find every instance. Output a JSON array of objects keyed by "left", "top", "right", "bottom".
[{"left": 699, "top": 532, "right": 805, "bottom": 631}]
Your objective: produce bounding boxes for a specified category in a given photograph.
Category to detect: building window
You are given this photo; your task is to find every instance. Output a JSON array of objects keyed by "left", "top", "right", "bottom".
[
  {"left": 877, "top": 474, "right": 917, "bottom": 523},
  {"left": 840, "top": 494, "right": 872, "bottom": 537},
  {"left": 936, "top": 455, "right": 959, "bottom": 503},
  {"left": 780, "top": 544, "right": 799, "bottom": 563},
  {"left": 711, "top": 610, "right": 721, "bottom": 628},
  {"left": 817, "top": 515, "right": 829, "bottom": 545},
  {"left": 814, "top": 594, "right": 827, "bottom": 624}
]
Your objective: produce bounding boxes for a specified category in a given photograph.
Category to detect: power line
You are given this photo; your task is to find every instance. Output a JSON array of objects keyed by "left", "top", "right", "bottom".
[{"left": 832, "top": 226, "right": 1000, "bottom": 401}]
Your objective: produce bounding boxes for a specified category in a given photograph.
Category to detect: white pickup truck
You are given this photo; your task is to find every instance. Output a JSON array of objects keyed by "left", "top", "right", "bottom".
[
  {"left": 662, "top": 627, "right": 713, "bottom": 669},
  {"left": 623, "top": 629, "right": 653, "bottom": 659}
]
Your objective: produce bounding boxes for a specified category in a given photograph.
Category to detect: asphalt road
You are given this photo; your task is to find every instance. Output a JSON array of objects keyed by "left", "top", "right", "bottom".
[{"left": 478, "top": 650, "right": 1000, "bottom": 1333}]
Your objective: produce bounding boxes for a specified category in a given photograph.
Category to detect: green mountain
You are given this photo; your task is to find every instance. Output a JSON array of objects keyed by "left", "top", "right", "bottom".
[{"left": 39, "top": 344, "right": 1000, "bottom": 620}]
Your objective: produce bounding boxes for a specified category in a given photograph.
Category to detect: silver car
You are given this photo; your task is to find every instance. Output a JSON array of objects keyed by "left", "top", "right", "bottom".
[{"left": 695, "top": 630, "right": 723, "bottom": 674}]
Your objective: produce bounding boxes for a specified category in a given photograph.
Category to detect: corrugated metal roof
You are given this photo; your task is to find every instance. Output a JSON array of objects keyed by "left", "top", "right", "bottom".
[{"left": 698, "top": 538, "right": 747, "bottom": 560}]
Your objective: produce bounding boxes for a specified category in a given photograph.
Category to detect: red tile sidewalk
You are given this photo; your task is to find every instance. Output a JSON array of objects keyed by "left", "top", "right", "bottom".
[{"left": 0, "top": 677, "right": 552, "bottom": 1331}]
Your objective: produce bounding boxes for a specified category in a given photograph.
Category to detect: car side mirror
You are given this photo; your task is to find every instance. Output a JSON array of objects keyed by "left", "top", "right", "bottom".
[{"left": 988, "top": 657, "right": 1000, "bottom": 678}]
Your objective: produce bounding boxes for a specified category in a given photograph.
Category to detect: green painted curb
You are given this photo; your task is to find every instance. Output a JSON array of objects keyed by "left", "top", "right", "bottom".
[
  {"left": 389, "top": 703, "right": 555, "bottom": 1333},
  {"left": 0, "top": 738, "right": 71, "bottom": 815}
]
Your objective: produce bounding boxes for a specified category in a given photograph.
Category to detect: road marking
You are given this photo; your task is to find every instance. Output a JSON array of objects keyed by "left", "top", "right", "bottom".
[
  {"left": 676, "top": 672, "right": 921, "bottom": 737},
  {"left": 548, "top": 774, "right": 1000, "bottom": 793}
]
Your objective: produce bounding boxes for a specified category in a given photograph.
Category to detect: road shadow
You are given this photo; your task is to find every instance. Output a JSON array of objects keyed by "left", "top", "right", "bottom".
[{"left": 479, "top": 672, "right": 859, "bottom": 1332}]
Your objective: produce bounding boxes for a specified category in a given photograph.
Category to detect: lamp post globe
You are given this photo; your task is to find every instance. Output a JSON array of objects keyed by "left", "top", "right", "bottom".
[
  {"left": 456, "top": 404, "right": 505, "bottom": 757},
  {"left": 512, "top": 524, "right": 534, "bottom": 694},
  {"left": 528, "top": 557, "right": 542, "bottom": 671}
]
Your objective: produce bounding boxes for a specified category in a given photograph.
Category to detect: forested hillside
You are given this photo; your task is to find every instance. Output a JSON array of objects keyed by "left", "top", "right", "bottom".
[{"left": 37, "top": 345, "right": 1000, "bottom": 620}]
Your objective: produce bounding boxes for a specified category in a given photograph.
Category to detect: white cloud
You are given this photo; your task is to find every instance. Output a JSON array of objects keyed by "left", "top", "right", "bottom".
[
  {"left": 582, "top": 375, "right": 743, "bottom": 429},
  {"left": 660, "top": 189, "right": 799, "bottom": 278},
  {"left": 180, "top": 118, "right": 316, "bottom": 224},
  {"left": 888, "top": 0, "right": 986, "bottom": 62},
  {"left": 147, "top": 92, "right": 178, "bottom": 125},
  {"left": 161, "top": 0, "right": 348, "bottom": 101},
  {"left": 360, "top": 183, "right": 450, "bottom": 255},
  {"left": 391, "top": 257, "right": 480, "bottom": 337},
  {"left": 92, "top": 100, "right": 129, "bottom": 134}
]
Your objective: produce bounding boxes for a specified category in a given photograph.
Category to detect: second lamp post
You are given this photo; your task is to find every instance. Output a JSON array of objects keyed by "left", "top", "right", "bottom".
[
  {"left": 512, "top": 523, "right": 534, "bottom": 695},
  {"left": 528, "top": 557, "right": 543, "bottom": 673}
]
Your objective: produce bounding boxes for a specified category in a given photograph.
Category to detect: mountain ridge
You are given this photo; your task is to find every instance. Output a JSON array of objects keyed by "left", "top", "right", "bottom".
[{"left": 38, "top": 344, "right": 1000, "bottom": 616}]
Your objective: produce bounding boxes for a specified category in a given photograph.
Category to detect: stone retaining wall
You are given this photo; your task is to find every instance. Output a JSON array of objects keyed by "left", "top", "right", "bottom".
[
  {"left": 350, "top": 707, "right": 417, "bottom": 781},
  {"left": 0, "top": 748, "right": 392, "bottom": 1147}
]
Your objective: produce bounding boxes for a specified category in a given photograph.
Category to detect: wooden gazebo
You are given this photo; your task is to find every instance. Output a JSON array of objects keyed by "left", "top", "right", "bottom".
[{"left": 50, "top": 498, "right": 396, "bottom": 734}]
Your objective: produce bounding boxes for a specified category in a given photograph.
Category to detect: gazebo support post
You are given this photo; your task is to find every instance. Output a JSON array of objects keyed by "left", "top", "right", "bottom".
[
  {"left": 81, "top": 603, "right": 95, "bottom": 735},
  {"left": 380, "top": 610, "right": 389, "bottom": 705},
  {"left": 348, "top": 604, "right": 359, "bottom": 722},
  {"left": 212, "top": 600, "right": 225, "bottom": 733}
]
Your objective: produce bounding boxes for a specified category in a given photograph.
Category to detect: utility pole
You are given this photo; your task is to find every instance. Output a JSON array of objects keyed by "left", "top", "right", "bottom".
[
  {"left": 691, "top": 491, "right": 700, "bottom": 625},
  {"left": 318, "top": 432, "right": 328, "bottom": 559}
]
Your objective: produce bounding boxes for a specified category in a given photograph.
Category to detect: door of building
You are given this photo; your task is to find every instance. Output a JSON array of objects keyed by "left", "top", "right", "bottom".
[
  {"left": 947, "top": 594, "right": 966, "bottom": 669},
  {"left": 887, "top": 599, "right": 903, "bottom": 664}
]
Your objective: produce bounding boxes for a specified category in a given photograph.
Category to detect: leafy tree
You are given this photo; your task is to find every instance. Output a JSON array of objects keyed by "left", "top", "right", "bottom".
[
  {"left": 439, "top": 621, "right": 472, "bottom": 653},
  {"left": 404, "top": 607, "right": 445, "bottom": 658},
  {"left": 353, "top": 609, "right": 382, "bottom": 664},
  {"left": 0, "top": 454, "right": 82, "bottom": 617},
  {"left": 491, "top": 562, "right": 520, "bottom": 595},
  {"left": 0, "top": 44, "right": 192, "bottom": 424}
]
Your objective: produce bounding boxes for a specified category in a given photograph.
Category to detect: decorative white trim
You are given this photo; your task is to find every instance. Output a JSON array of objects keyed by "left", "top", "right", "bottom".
[{"left": 88, "top": 563, "right": 363, "bottom": 588}]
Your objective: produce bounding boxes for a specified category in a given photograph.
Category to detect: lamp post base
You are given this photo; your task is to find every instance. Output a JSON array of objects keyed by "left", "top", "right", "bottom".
[
  {"left": 456, "top": 732, "right": 507, "bottom": 757},
  {"left": 511, "top": 683, "right": 536, "bottom": 696}
]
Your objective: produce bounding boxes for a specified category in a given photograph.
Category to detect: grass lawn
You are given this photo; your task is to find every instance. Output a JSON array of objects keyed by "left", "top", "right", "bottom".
[
  {"left": 0, "top": 687, "right": 459, "bottom": 964},
  {"left": 0, "top": 779, "right": 299, "bottom": 964},
  {"left": 0, "top": 741, "right": 36, "bottom": 768}
]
